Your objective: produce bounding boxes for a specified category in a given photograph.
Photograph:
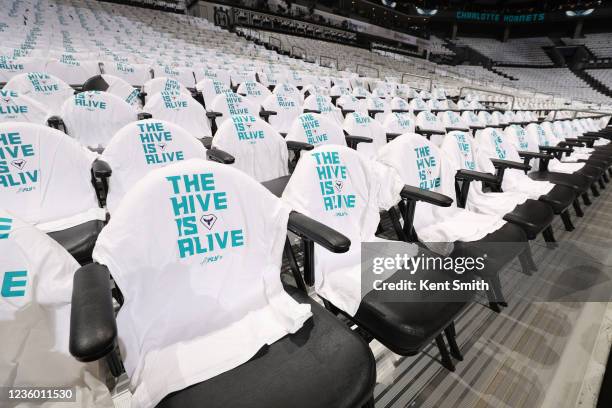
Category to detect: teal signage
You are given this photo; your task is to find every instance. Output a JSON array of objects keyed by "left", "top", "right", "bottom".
[{"left": 456, "top": 11, "right": 545, "bottom": 23}]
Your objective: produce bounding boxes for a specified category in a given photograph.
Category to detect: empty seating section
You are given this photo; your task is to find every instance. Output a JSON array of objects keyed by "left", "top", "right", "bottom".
[
  {"left": 588, "top": 69, "right": 612, "bottom": 88},
  {"left": 429, "top": 35, "right": 455, "bottom": 56},
  {"left": 563, "top": 33, "right": 612, "bottom": 59},
  {"left": 455, "top": 36, "right": 555, "bottom": 66},
  {"left": 2, "top": 1, "right": 612, "bottom": 408}
]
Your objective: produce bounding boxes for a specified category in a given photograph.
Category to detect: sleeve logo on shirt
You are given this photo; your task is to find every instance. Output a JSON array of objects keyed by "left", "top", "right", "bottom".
[
  {"left": 138, "top": 122, "right": 185, "bottom": 165},
  {"left": 167, "top": 173, "right": 245, "bottom": 260},
  {"left": 314, "top": 151, "right": 355, "bottom": 216},
  {"left": 415, "top": 145, "right": 441, "bottom": 190},
  {"left": 0, "top": 131, "right": 38, "bottom": 191}
]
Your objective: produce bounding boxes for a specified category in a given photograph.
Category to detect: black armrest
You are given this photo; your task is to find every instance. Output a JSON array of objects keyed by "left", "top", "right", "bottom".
[
  {"left": 517, "top": 151, "right": 552, "bottom": 160},
  {"left": 206, "top": 147, "right": 235, "bottom": 164},
  {"left": 561, "top": 139, "right": 585, "bottom": 148},
  {"left": 341, "top": 109, "right": 354, "bottom": 116},
  {"left": 137, "top": 112, "right": 152, "bottom": 120},
  {"left": 47, "top": 115, "right": 65, "bottom": 132},
  {"left": 303, "top": 109, "right": 320, "bottom": 114},
  {"left": 92, "top": 159, "right": 112, "bottom": 178},
  {"left": 345, "top": 134, "right": 372, "bottom": 149},
  {"left": 540, "top": 145, "right": 572, "bottom": 154},
  {"left": 400, "top": 185, "right": 453, "bottom": 207},
  {"left": 391, "top": 109, "right": 410, "bottom": 113},
  {"left": 490, "top": 158, "right": 532, "bottom": 171},
  {"left": 206, "top": 111, "right": 223, "bottom": 119},
  {"left": 386, "top": 132, "right": 402, "bottom": 141},
  {"left": 287, "top": 211, "right": 350, "bottom": 254},
  {"left": 259, "top": 110, "right": 277, "bottom": 120},
  {"left": 70, "top": 263, "right": 117, "bottom": 362},
  {"left": 576, "top": 136, "right": 595, "bottom": 147},
  {"left": 416, "top": 126, "right": 446, "bottom": 135},
  {"left": 286, "top": 140, "right": 314, "bottom": 152},
  {"left": 200, "top": 136, "right": 213, "bottom": 149},
  {"left": 368, "top": 109, "right": 384, "bottom": 116},
  {"left": 455, "top": 169, "right": 499, "bottom": 184}
]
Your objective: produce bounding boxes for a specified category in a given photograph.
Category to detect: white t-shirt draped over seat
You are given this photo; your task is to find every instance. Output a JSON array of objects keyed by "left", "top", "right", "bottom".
[
  {"left": 4, "top": 72, "right": 75, "bottom": 114},
  {"left": 475, "top": 128, "right": 556, "bottom": 199},
  {"left": 97, "top": 74, "right": 142, "bottom": 109},
  {"left": 0, "top": 122, "right": 105, "bottom": 232},
  {"left": 0, "top": 89, "right": 50, "bottom": 125},
  {"left": 262, "top": 93, "right": 302, "bottom": 134},
  {"left": 376, "top": 133, "right": 506, "bottom": 243},
  {"left": 286, "top": 112, "right": 347, "bottom": 148},
  {"left": 144, "top": 90, "right": 212, "bottom": 138},
  {"left": 143, "top": 77, "right": 192, "bottom": 100},
  {"left": 0, "top": 210, "right": 113, "bottom": 408},
  {"left": 282, "top": 145, "right": 407, "bottom": 316},
  {"left": 102, "top": 61, "right": 152, "bottom": 87},
  {"left": 60, "top": 90, "right": 138, "bottom": 149},
  {"left": 343, "top": 112, "right": 387, "bottom": 158},
  {"left": 93, "top": 159, "right": 312, "bottom": 408},
  {"left": 519, "top": 123, "right": 585, "bottom": 173},
  {"left": 213, "top": 114, "right": 289, "bottom": 182},
  {"left": 441, "top": 130, "right": 529, "bottom": 216},
  {"left": 101, "top": 119, "right": 208, "bottom": 213},
  {"left": 0, "top": 56, "right": 47, "bottom": 83},
  {"left": 45, "top": 55, "right": 101, "bottom": 86},
  {"left": 210, "top": 92, "right": 259, "bottom": 126}
]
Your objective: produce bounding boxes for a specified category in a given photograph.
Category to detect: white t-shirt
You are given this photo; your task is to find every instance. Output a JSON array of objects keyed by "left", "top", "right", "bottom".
[
  {"left": 0, "top": 122, "right": 105, "bottom": 232},
  {"left": 282, "top": 145, "right": 406, "bottom": 316},
  {"left": 0, "top": 210, "right": 113, "bottom": 408},
  {"left": 0, "top": 89, "right": 50, "bottom": 125},
  {"left": 343, "top": 112, "right": 387, "bottom": 158},
  {"left": 60, "top": 91, "right": 138, "bottom": 149},
  {"left": 99, "top": 74, "right": 142, "bottom": 109},
  {"left": 93, "top": 159, "right": 311, "bottom": 408},
  {"left": 101, "top": 119, "right": 208, "bottom": 213},
  {"left": 377, "top": 133, "right": 506, "bottom": 243},
  {"left": 213, "top": 114, "right": 289, "bottom": 182},
  {"left": 144, "top": 91, "right": 212, "bottom": 138},
  {"left": 286, "top": 113, "right": 347, "bottom": 148},
  {"left": 4, "top": 72, "right": 74, "bottom": 114}
]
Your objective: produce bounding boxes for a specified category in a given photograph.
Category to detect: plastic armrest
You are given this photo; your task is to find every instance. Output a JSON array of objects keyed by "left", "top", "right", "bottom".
[
  {"left": 341, "top": 109, "right": 355, "bottom": 116},
  {"left": 206, "top": 111, "right": 223, "bottom": 119},
  {"left": 517, "top": 150, "right": 552, "bottom": 160},
  {"left": 400, "top": 185, "right": 453, "bottom": 207},
  {"left": 561, "top": 139, "right": 585, "bottom": 148},
  {"left": 455, "top": 169, "right": 499, "bottom": 184},
  {"left": 259, "top": 110, "right": 277, "bottom": 119},
  {"left": 490, "top": 158, "right": 532, "bottom": 171},
  {"left": 200, "top": 137, "right": 213, "bottom": 149},
  {"left": 47, "top": 115, "right": 65, "bottom": 130},
  {"left": 206, "top": 147, "right": 235, "bottom": 164},
  {"left": 368, "top": 109, "right": 384, "bottom": 115},
  {"left": 92, "top": 159, "right": 112, "bottom": 178},
  {"left": 303, "top": 109, "right": 321, "bottom": 114},
  {"left": 386, "top": 132, "right": 402, "bottom": 141},
  {"left": 287, "top": 211, "right": 350, "bottom": 253},
  {"left": 345, "top": 134, "right": 373, "bottom": 146},
  {"left": 69, "top": 263, "right": 117, "bottom": 362},
  {"left": 391, "top": 109, "right": 410, "bottom": 113},
  {"left": 286, "top": 140, "right": 314, "bottom": 152},
  {"left": 540, "top": 145, "right": 572, "bottom": 154},
  {"left": 137, "top": 112, "right": 152, "bottom": 120}
]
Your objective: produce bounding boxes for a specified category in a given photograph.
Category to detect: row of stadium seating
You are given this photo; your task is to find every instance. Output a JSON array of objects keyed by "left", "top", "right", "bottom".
[{"left": 2, "top": 0, "right": 612, "bottom": 407}]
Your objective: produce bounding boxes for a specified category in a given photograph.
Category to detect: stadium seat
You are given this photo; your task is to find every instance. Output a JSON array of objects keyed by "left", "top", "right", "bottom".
[
  {"left": 144, "top": 90, "right": 213, "bottom": 138},
  {"left": 82, "top": 74, "right": 143, "bottom": 109},
  {"left": 69, "top": 159, "right": 376, "bottom": 408},
  {"left": 4, "top": 72, "right": 75, "bottom": 113},
  {"left": 0, "top": 89, "right": 50, "bottom": 125}
]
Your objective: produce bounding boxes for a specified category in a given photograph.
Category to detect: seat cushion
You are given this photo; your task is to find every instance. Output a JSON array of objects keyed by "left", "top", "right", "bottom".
[
  {"left": 352, "top": 250, "right": 473, "bottom": 356},
  {"left": 528, "top": 171, "right": 591, "bottom": 192},
  {"left": 452, "top": 222, "right": 528, "bottom": 277},
  {"left": 503, "top": 199, "right": 555, "bottom": 240},
  {"left": 47, "top": 220, "right": 105, "bottom": 264},
  {"left": 157, "top": 286, "right": 376, "bottom": 408},
  {"left": 261, "top": 175, "right": 292, "bottom": 198},
  {"left": 537, "top": 184, "right": 576, "bottom": 214}
]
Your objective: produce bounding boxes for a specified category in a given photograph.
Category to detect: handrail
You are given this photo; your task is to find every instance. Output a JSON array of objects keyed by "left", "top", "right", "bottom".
[
  {"left": 459, "top": 86, "right": 515, "bottom": 110},
  {"left": 401, "top": 72, "right": 432, "bottom": 92},
  {"left": 356, "top": 64, "right": 380, "bottom": 78},
  {"left": 268, "top": 36, "right": 282, "bottom": 51},
  {"left": 320, "top": 55, "right": 338, "bottom": 70},
  {"left": 291, "top": 45, "right": 306, "bottom": 59}
]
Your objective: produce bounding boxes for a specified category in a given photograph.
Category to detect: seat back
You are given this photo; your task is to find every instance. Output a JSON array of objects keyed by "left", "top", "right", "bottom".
[
  {"left": 60, "top": 91, "right": 138, "bottom": 149},
  {"left": 461, "top": 110, "right": 485, "bottom": 128},
  {"left": 102, "top": 61, "right": 152, "bottom": 87},
  {"left": 92, "top": 159, "right": 311, "bottom": 406},
  {"left": 101, "top": 119, "right": 207, "bottom": 213},
  {"left": 213, "top": 114, "right": 289, "bottom": 182},
  {"left": 83, "top": 74, "right": 142, "bottom": 109},
  {"left": 390, "top": 96, "right": 409, "bottom": 111},
  {"left": 0, "top": 210, "right": 112, "bottom": 405},
  {"left": 210, "top": 91, "right": 259, "bottom": 125},
  {"left": 0, "top": 122, "right": 102, "bottom": 231},
  {"left": 272, "top": 82, "right": 302, "bottom": 102},
  {"left": 237, "top": 80, "right": 272, "bottom": 105},
  {"left": 196, "top": 78, "right": 232, "bottom": 107},
  {"left": 439, "top": 110, "right": 469, "bottom": 131},
  {"left": 143, "top": 77, "right": 191, "bottom": 100},
  {"left": 303, "top": 94, "right": 343, "bottom": 125},
  {"left": 194, "top": 67, "right": 231, "bottom": 87},
  {"left": 153, "top": 65, "right": 195, "bottom": 88},
  {"left": 383, "top": 112, "right": 416, "bottom": 134},
  {"left": 262, "top": 93, "right": 302, "bottom": 134},
  {"left": 282, "top": 145, "right": 403, "bottom": 315},
  {"left": 409, "top": 98, "right": 427, "bottom": 111},
  {"left": 343, "top": 112, "right": 387, "bottom": 158},
  {"left": 4, "top": 72, "right": 74, "bottom": 113},
  {"left": 0, "top": 89, "right": 50, "bottom": 125},
  {"left": 286, "top": 113, "right": 346, "bottom": 148},
  {"left": 144, "top": 91, "right": 212, "bottom": 138},
  {"left": 0, "top": 56, "right": 47, "bottom": 83},
  {"left": 365, "top": 97, "right": 389, "bottom": 121},
  {"left": 440, "top": 131, "right": 480, "bottom": 172},
  {"left": 45, "top": 54, "right": 101, "bottom": 86}
]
